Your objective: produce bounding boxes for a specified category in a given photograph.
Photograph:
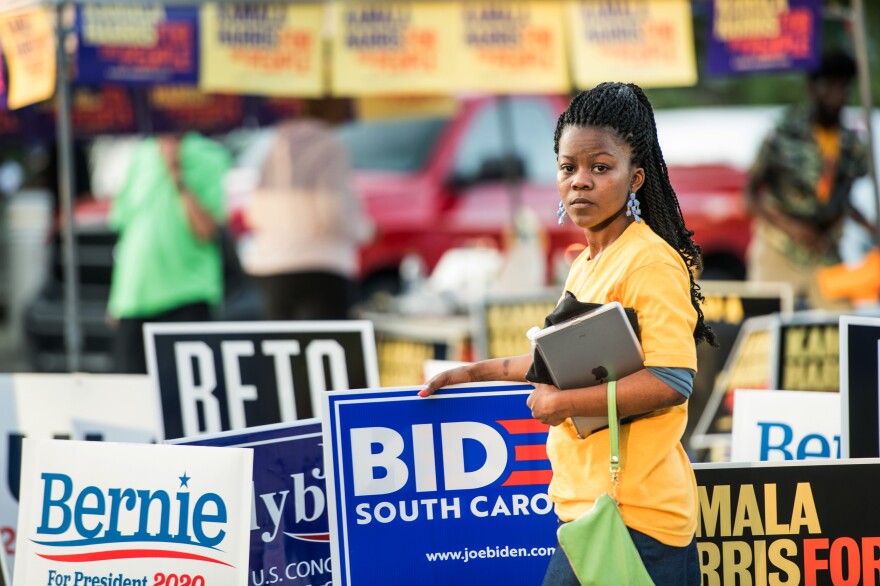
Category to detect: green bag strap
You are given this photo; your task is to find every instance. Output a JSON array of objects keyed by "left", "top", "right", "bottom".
[{"left": 607, "top": 380, "right": 620, "bottom": 500}]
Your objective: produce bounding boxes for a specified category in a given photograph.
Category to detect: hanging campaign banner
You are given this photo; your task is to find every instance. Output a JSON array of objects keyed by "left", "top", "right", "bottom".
[
  {"left": 174, "top": 419, "right": 330, "bottom": 586},
  {"left": 13, "top": 439, "right": 252, "bottom": 586},
  {"left": 730, "top": 390, "right": 841, "bottom": 462},
  {"left": 331, "top": 2, "right": 459, "bottom": 96},
  {"left": 839, "top": 315, "right": 880, "bottom": 459},
  {"left": 0, "top": 54, "right": 6, "bottom": 111},
  {"left": 323, "top": 383, "right": 557, "bottom": 585},
  {"left": 145, "top": 321, "right": 380, "bottom": 440},
  {"left": 200, "top": 3, "right": 324, "bottom": 97},
  {"left": 355, "top": 95, "right": 458, "bottom": 120},
  {"left": 706, "top": 0, "right": 821, "bottom": 76},
  {"left": 457, "top": 1, "right": 569, "bottom": 94},
  {"left": 0, "top": 373, "right": 162, "bottom": 575},
  {"left": 0, "top": 110, "right": 23, "bottom": 141},
  {"left": 70, "top": 85, "right": 137, "bottom": 136},
  {"left": 0, "top": 7, "right": 56, "bottom": 110},
  {"left": 145, "top": 85, "right": 246, "bottom": 134},
  {"left": 1, "top": 86, "right": 137, "bottom": 142},
  {"left": 567, "top": 0, "right": 697, "bottom": 89},
  {"left": 693, "top": 459, "right": 880, "bottom": 586},
  {"left": 75, "top": 5, "right": 199, "bottom": 84}
]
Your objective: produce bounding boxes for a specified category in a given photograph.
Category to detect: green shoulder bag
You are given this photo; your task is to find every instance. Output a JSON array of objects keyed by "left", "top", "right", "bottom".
[{"left": 556, "top": 380, "right": 655, "bottom": 586}]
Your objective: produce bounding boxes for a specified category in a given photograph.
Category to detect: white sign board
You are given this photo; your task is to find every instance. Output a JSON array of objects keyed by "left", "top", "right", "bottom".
[
  {"left": 731, "top": 389, "right": 841, "bottom": 462},
  {"left": 0, "top": 546, "right": 8, "bottom": 586},
  {"left": 13, "top": 439, "right": 252, "bottom": 586},
  {"left": 423, "top": 359, "right": 471, "bottom": 381},
  {"left": 0, "top": 373, "right": 161, "bottom": 575}
]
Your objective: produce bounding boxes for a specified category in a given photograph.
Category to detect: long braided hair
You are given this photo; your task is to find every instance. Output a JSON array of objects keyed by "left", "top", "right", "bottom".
[{"left": 554, "top": 82, "right": 716, "bottom": 346}]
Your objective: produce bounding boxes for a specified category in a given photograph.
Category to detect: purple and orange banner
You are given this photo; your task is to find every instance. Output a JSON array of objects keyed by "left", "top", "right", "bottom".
[
  {"left": 75, "top": 5, "right": 199, "bottom": 84},
  {"left": 706, "top": 0, "right": 821, "bottom": 75},
  {"left": 0, "top": 54, "right": 7, "bottom": 111},
  {"left": 145, "top": 85, "right": 245, "bottom": 134}
]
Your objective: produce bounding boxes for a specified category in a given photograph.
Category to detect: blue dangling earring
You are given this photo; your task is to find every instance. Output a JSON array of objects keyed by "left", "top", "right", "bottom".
[
  {"left": 556, "top": 201, "right": 567, "bottom": 225},
  {"left": 626, "top": 192, "right": 641, "bottom": 223}
]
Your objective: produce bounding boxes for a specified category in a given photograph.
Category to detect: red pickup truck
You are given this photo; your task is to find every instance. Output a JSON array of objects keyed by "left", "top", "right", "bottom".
[{"left": 335, "top": 95, "right": 753, "bottom": 296}]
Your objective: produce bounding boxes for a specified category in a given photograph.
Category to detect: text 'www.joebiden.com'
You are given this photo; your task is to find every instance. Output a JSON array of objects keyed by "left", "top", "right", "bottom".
[{"left": 425, "top": 545, "right": 555, "bottom": 563}]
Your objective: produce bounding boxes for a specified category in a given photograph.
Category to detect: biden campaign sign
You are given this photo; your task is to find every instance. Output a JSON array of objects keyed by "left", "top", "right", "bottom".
[
  {"left": 174, "top": 420, "right": 330, "bottom": 586},
  {"left": 13, "top": 439, "right": 252, "bottom": 586},
  {"left": 323, "top": 383, "right": 557, "bottom": 585}
]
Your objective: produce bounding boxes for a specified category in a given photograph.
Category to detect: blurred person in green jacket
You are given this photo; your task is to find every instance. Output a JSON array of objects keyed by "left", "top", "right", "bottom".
[{"left": 108, "top": 132, "right": 231, "bottom": 373}]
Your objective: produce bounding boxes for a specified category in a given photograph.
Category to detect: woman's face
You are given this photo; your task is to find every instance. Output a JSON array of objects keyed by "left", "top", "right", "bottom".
[{"left": 556, "top": 125, "right": 644, "bottom": 231}]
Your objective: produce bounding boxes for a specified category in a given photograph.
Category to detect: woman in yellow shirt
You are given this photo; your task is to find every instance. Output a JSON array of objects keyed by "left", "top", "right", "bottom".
[{"left": 421, "top": 82, "right": 715, "bottom": 585}]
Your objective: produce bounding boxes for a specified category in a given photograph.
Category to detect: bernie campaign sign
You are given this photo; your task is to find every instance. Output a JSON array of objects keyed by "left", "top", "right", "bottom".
[
  {"left": 13, "top": 439, "right": 252, "bottom": 586},
  {"left": 174, "top": 420, "right": 330, "bottom": 586},
  {"left": 0, "top": 374, "right": 161, "bottom": 576},
  {"left": 145, "top": 321, "right": 379, "bottom": 440},
  {"left": 323, "top": 383, "right": 557, "bottom": 585}
]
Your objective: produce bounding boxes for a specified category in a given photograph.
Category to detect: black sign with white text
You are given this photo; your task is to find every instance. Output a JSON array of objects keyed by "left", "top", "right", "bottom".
[
  {"left": 694, "top": 460, "right": 880, "bottom": 586},
  {"left": 145, "top": 321, "right": 379, "bottom": 440}
]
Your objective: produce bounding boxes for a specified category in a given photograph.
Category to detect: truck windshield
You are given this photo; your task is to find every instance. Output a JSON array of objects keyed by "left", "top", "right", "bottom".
[{"left": 336, "top": 117, "right": 448, "bottom": 173}]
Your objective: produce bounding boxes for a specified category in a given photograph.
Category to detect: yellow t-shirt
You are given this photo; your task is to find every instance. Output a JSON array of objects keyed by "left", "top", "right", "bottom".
[{"left": 549, "top": 220, "right": 698, "bottom": 547}]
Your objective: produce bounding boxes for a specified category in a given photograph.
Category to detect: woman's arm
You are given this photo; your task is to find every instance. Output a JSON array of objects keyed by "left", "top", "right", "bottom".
[
  {"left": 419, "top": 354, "right": 532, "bottom": 397},
  {"left": 526, "top": 368, "right": 684, "bottom": 426},
  {"left": 159, "top": 134, "right": 220, "bottom": 243}
]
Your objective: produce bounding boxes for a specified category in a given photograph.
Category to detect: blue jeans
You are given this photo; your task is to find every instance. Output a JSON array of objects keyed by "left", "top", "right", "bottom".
[{"left": 541, "top": 525, "right": 700, "bottom": 586}]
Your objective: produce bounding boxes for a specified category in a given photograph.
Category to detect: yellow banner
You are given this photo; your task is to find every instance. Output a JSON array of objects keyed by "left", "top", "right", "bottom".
[
  {"left": 200, "top": 3, "right": 324, "bottom": 97},
  {"left": 331, "top": 2, "right": 460, "bottom": 96},
  {"left": 567, "top": 0, "right": 697, "bottom": 89},
  {"left": 456, "top": 1, "right": 569, "bottom": 94},
  {"left": 355, "top": 95, "right": 458, "bottom": 120},
  {"left": 0, "top": 8, "right": 56, "bottom": 110}
]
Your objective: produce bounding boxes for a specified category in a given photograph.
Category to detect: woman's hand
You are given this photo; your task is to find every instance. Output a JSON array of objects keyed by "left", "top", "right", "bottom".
[
  {"left": 526, "top": 383, "right": 567, "bottom": 426},
  {"left": 419, "top": 366, "right": 474, "bottom": 397}
]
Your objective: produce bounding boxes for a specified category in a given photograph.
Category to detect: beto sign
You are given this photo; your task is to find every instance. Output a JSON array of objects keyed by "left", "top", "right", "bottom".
[
  {"left": 323, "top": 383, "right": 557, "bottom": 585},
  {"left": 13, "top": 439, "right": 252, "bottom": 586},
  {"left": 145, "top": 321, "right": 379, "bottom": 440}
]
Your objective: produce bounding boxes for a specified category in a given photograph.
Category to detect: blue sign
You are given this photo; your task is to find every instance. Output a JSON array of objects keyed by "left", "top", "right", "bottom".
[
  {"left": 706, "top": 0, "right": 821, "bottom": 76},
  {"left": 174, "top": 420, "right": 330, "bottom": 586},
  {"left": 75, "top": 6, "right": 199, "bottom": 85},
  {"left": 323, "top": 383, "right": 557, "bottom": 585}
]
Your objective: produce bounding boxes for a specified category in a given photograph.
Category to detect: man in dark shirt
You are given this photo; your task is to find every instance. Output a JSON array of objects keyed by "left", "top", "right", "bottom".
[{"left": 745, "top": 49, "right": 870, "bottom": 309}]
